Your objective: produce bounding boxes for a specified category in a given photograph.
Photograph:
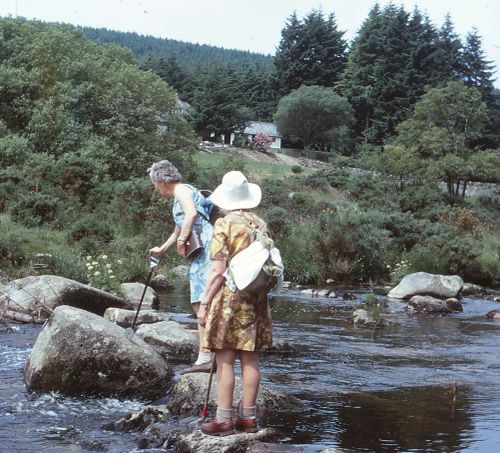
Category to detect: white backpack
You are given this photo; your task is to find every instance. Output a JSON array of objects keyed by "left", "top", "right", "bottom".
[{"left": 224, "top": 214, "right": 284, "bottom": 295}]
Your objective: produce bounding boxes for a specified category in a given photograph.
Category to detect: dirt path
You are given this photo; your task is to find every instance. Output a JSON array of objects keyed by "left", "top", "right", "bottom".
[{"left": 197, "top": 141, "right": 330, "bottom": 170}]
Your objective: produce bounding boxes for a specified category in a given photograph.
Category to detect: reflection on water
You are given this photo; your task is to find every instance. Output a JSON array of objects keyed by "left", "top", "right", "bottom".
[{"left": 1, "top": 288, "right": 499, "bottom": 452}]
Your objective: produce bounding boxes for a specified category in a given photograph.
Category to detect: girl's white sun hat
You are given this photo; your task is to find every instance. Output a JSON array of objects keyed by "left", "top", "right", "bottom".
[{"left": 210, "top": 171, "right": 261, "bottom": 210}]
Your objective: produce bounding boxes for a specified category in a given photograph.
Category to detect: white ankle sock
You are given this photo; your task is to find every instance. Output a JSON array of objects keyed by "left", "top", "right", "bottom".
[
  {"left": 194, "top": 350, "right": 213, "bottom": 365},
  {"left": 216, "top": 407, "right": 233, "bottom": 423},
  {"left": 240, "top": 405, "right": 257, "bottom": 419}
]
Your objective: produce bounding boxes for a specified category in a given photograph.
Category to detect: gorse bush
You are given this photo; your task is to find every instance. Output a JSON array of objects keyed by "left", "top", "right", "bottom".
[
  {"left": 68, "top": 215, "right": 114, "bottom": 253},
  {"left": 318, "top": 209, "right": 393, "bottom": 282},
  {"left": 277, "top": 223, "right": 324, "bottom": 284}
]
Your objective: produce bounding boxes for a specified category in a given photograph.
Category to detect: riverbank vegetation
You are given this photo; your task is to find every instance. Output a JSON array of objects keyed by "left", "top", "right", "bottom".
[{"left": 0, "top": 14, "right": 498, "bottom": 289}]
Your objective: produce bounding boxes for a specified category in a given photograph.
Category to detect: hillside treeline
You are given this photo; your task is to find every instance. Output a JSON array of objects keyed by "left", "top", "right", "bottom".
[{"left": 83, "top": 5, "right": 499, "bottom": 151}]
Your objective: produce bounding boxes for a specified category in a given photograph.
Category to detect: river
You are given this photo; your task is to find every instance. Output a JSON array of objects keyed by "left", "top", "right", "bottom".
[{"left": 1, "top": 289, "right": 500, "bottom": 452}]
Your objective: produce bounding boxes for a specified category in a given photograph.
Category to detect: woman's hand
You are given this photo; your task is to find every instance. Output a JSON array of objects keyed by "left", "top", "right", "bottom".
[
  {"left": 197, "top": 303, "right": 209, "bottom": 327},
  {"left": 149, "top": 246, "right": 163, "bottom": 257}
]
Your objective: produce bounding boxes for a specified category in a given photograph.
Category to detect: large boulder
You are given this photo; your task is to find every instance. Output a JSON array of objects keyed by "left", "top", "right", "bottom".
[
  {"left": 388, "top": 272, "right": 463, "bottom": 300},
  {"left": 120, "top": 283, "right": 158, "bottom": 309},
  {"left": 406, "top": 295, "right": 463, "bottom": 314},
  {"left": 103, "top": 308, "right": 170, "bottom": 327},
  {"left": 167, "top": 373, "right": 302, "bottom": 416},
  {"left": 0, "top": 275, "right": 130, "bottom": 323},
  {"left": 23, "top": 306, "right": 172, "bottom": 397},
  {"left": 135, "top": 321, "right": 197, "bottom": 361},
  {"left": 173, "top": 428, "right": 280, "bottom": 453}
]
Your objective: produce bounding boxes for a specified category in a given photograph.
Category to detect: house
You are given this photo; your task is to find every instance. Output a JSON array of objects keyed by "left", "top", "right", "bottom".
[{"left": 230, "top": 121, "right": 282, "bottom": 149}]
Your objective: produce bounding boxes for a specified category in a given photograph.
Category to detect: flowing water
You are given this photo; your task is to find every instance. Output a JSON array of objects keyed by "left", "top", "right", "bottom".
[{"left": 1, "top": 288, "right": 500, "bottom": 452}]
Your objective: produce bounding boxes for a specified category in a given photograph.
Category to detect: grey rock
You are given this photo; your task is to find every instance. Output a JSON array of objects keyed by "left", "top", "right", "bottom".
[
  {"left": 150, "top": 274, "right": 174, "bottom": 291},
  {"left": 120, "top": 282, "right": 158, "bottom": 309},
  {"left": 103, "top": 308, "right": 170, "bottom": 327},
  {"left": 406, "top": 295, "right": 462, "bottom": 314},
  {"left": 486, "top": 310, "right": 500, "bottom": 320},
  {"left": 461, "top": 282, "right": 486, "bottom": 296},
  {"left": 171, "top": 265, "right": 189, "bottom": 279},
  {"left": 23, "top": 306, "right": 172, "bottom": 397},
  {"left": 173, "top": 427, "right": 280, "bottom": 453},
  {"left": 103, "top": 405, "right": 171, "bottom": 432},
  {"left": 388, "top": 272, "right": 463, "bottom": 299},
  {"left": 0, "top": 275, "right": 130, "bottom": 323},
  {"left": 444, "top": 298, "right": 463, "bottom": 312},
  {"left": 136, "top": 321, "right": 197, "bottom": 361},
  {"left": 167, "top": 373, "right": 302, "bottom": 416},
  {"left": 353, "top": 309, "right": 385, "bottom": 328}
]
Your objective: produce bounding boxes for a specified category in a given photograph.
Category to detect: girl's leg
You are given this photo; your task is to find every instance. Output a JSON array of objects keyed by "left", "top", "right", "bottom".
[
  {"left": 239, "top": 351, "right": 260, "bottom": 417},
  {"left": 216, "top": 349, "right": 237, "bottom": 418},
  {"left": 201, "top": 349, "right": 236, "bottom": 436}
]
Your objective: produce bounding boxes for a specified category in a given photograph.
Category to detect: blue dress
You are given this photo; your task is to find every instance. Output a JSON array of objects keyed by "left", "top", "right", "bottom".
[{"left": 172, "top": 184, "right": 214, "bottom": 304}]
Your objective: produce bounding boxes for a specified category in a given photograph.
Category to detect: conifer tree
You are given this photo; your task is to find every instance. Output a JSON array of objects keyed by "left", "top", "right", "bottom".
[
  {"left": 460, "top": 28, "right": 495, "bottom": 104},
  {"left": 435, "top": 13, "right": 463, "bottom": 82},
  {"left": 274, "top": 10, "right": 347, "bottom": 95}
]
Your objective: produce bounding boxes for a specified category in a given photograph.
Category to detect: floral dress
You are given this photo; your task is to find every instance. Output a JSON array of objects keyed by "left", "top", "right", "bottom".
[
  {"left": 172, "top": 184, "right": 214, "bottom": 304},
  {"left": 202, "top": 211, "right": 273, "bottom": 351}
]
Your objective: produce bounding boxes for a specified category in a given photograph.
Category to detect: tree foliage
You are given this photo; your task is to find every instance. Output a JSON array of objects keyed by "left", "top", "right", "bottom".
[
  {"left": 0, "top": 17, "right": 194, "bottom": 181},
  {"left": 274, "top": 10, "right": 347, "bottom": 95},
  {"left": 274, "top": 85, "right": 353, "bottom": 151}
]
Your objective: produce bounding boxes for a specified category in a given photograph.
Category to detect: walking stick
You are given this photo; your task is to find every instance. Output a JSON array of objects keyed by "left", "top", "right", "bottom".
[
  {"left": 125, "top": 255, "right": 161, "bottom": 339},
  {"left": 201, "top": 356, "right": 217, "bottom": 421}
]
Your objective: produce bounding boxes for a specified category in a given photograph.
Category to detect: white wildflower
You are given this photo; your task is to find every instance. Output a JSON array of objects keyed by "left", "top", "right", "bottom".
[{"left": 94, "top": 271, "right": 100, "bottom": 276}]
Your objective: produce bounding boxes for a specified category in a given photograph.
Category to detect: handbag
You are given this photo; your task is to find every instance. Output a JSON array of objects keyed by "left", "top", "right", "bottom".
[{"left": 185, "top": 230, "right": 203, "bottom": 260}]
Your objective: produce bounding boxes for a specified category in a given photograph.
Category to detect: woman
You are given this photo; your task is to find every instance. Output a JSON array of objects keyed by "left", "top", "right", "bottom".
[
  {"left": 198, "top": 171, "right": 273, "bottom": 436},
  {"left": 148, "top": 160, "right": 214, "bottom": 373}
]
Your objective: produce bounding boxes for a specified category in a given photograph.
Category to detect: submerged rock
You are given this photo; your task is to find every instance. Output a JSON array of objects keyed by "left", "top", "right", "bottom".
[
  {"left": 103, "top": 308, "right": 170, "bottom": 327},
  {"left": 167, "top": 373, "right": 302, "bottom": 416},
  {"left": 0, "top": 275, "right": 130, "bottom": 323},
  {"left": 485, "top": 310, "right": 500, "bottom": 320},
  {"left": 261, "top": 341, "right": 296, "bottom": 354},
  {"left": 353, "top": 309, "right": 385, "bottom": 328},
  {"left": 135, "top": 320, "right": 197, "bottom": 361},
  {"left": 388, "top": 272, "right": 463, "bottom": 299},
  {"left": 120, "top": 282, "right": 158, "bottom": 309},
  {"left": 103, "top": 405, "right": 171, "bottom": 432},
  {"left": 406, "top": 295, "right": 463, "bottom": 314},
  {"left": 24, "top": 306, "right": 172, "bottom": 397},
  {"left": 173, "top": 427, "right": 280, "bottom": 453}
]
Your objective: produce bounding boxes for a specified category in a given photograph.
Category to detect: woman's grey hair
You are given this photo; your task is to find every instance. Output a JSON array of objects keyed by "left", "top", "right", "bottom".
[{"left": 148, "top": 160, "right": 183, "bottom": 183}]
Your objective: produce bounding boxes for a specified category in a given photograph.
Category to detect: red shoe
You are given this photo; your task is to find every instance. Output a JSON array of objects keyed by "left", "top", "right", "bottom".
[
  {"left": 235, "top": 417, "right": 258, "bottom": 433},
  {"left": 201, "top": 418, "right": 234, "bottom": 436}
]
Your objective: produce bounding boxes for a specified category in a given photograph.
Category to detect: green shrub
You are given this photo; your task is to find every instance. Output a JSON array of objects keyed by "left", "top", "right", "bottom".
[
  {"left": 291, "top": 165, "right": 303, "bottom": 174},
  {"left": 68, "top": 215, "right": 114, "bottom": 253},
  {"left": 263, "top": 205, "right": 292, "bottom": 238},
  {"left": 318, "top": 209, "right": 394, "bottom": 282},
  {"left": 278, "top": 222, "right": 324, "bottom": 284},
  {"left": 9, "top": 192, "right": 59, "bottom": 227}
]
